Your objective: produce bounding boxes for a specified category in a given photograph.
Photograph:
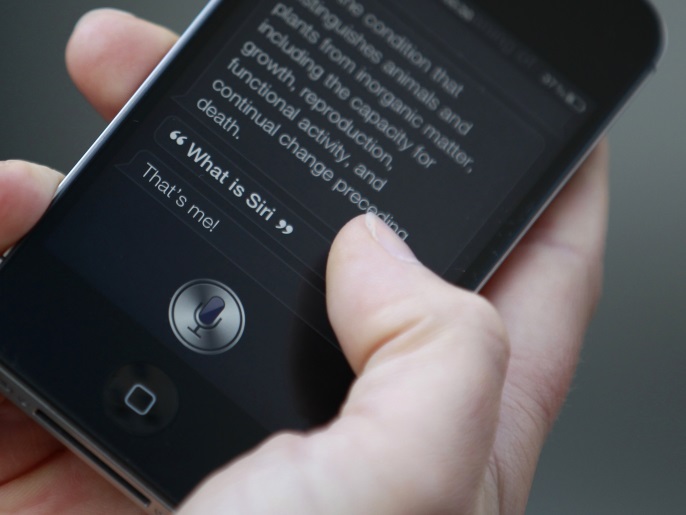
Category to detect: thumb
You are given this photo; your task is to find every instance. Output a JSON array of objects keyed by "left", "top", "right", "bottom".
[
  {"left": 327, "top": 214, "right": 511, "bottom": 512},
  {"left": 181, "top": 214, "right": 509, "bottom": 514}
]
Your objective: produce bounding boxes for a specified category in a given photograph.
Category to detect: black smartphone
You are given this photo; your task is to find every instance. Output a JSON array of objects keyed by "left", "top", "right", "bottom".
[{"left": 0, "top": 0, "right": 663, "bottom": 512}]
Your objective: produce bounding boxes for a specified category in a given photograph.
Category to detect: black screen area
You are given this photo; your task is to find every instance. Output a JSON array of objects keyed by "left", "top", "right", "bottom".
[
  {"left": 47, "top": 0, "right": 589, "bottom": 427},
  {"left": 0, "top": 0, "right": 662, "bottom": 506}
]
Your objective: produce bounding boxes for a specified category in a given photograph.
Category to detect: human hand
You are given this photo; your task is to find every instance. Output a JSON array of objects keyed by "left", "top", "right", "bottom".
[{"left": 0, "top": 10, "right": 608, "bottom": 514}]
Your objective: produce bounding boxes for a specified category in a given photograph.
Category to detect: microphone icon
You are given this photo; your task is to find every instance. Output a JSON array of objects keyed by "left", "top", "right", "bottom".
[
  {"left": 170, "top": 280, "right": 245, "bottom": 354},
  {"left": 187, "top": 296, "right": 226, "bottom": 338}
]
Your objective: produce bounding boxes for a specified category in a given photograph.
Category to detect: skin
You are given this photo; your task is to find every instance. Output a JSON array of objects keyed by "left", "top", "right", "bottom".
[{"left": 0, "top": 9, "right": 608, "bottom": 515}]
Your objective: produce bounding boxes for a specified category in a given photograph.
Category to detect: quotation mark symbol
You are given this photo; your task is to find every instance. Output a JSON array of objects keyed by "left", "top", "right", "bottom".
[
  {"left": 170, "top": 130, "right": 187, "bottom": 146},
  {"left": 276, "top": 220, "right": 294, "bottom": 235}
]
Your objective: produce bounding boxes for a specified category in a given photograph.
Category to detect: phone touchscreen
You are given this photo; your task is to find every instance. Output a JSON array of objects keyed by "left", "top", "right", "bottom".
[{"left": 48, "top": 0, "right": 594, "bottom": 426}]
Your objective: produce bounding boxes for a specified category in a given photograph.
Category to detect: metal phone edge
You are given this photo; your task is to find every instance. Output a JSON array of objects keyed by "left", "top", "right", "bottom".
[
  {"left": 0, "top": 2, "right": 226, "bottom": 513},
  {"left": 0, "top": 364, "right": 173, "bottom": 514}
]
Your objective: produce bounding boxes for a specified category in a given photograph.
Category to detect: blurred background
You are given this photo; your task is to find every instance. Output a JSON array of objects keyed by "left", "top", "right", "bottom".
[{"left": 0, "top": 1, "right": 683, "bottom": 512}]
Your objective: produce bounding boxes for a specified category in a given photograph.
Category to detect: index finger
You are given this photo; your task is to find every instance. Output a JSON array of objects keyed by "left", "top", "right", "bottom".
[{"left": 66, "top": 9, "right": 178, "bottom": 121}]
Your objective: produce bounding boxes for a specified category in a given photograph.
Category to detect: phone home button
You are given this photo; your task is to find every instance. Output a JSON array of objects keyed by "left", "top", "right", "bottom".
[
  {"left": 104, "top": 363, "right": 178, "bottom": 436},
  {"left": 125, "top": 384, "right": 157, "bottom": 416}
]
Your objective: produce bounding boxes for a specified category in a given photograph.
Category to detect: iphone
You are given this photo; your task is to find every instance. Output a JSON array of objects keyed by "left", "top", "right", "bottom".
[{"left": 0, "top": 0, "right": 664, "bottom": 512}]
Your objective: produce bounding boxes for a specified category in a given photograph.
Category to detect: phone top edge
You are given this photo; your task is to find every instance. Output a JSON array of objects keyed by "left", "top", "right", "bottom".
[
  {"left": 474, "top": 0, "right": 665, "bottom": 105},
  {"left": 470, "top": 20, "right": 663, "bottom": 294}
]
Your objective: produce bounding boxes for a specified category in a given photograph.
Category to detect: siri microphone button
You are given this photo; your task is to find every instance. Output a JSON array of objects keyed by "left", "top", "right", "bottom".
[{"left": 169, "top": 280, "right": 245, "bottom": 354}]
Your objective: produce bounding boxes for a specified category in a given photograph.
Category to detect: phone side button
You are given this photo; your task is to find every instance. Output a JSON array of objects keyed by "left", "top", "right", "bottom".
[{"left": 103, "top": 363, "right": 178, "bottom": 436}]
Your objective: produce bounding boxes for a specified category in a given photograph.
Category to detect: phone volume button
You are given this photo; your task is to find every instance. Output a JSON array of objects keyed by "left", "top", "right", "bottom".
[{"left": 0, "top": 378, "right": 12, "bottom": 394}]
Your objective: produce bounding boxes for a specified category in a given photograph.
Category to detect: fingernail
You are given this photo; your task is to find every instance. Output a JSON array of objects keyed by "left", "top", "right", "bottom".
[{"left": 365, "top": 213, "right": 419, "bottom": 263}]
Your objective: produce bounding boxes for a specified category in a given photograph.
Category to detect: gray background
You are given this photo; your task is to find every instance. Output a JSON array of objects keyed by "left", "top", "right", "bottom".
[{"left": 0, "top": 1, "right": 683, "bottom": 513}]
